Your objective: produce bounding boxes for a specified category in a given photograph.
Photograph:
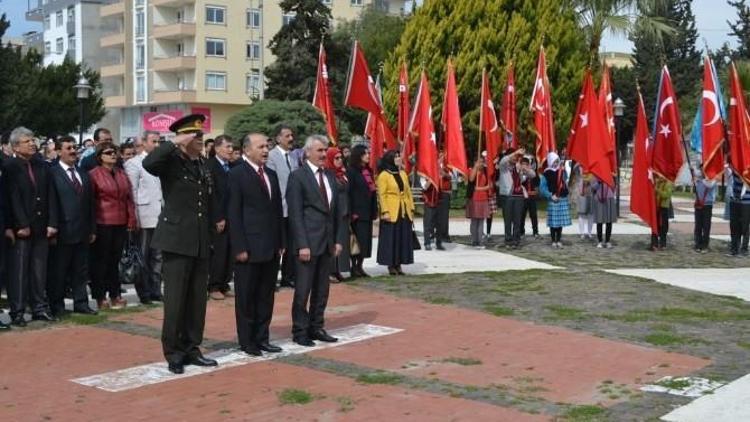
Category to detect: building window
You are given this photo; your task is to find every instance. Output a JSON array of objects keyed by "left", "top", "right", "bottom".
[
  {"left": 136, "top": 75, "right": 146, "bottom": 102},
  {"left": 206, "top": 72, "right": 227, "bottom": 91},
  {"left": 246, "top": 41, "right": 261, "bottom": 60},
  {"left": 246, "top": 69, "right": 261, "bottom": 95},
  {"left": 135, "top": 11, "right": 145, "bottom": 36},
  {"left": 67, "top": 6, "right": 75, "bottom": 22},
  {"left": 68, "top": 35, "right": 75, "bottom": 51},
  {"left": 205, "top": 38, "right": 225, "bottom": 57},
  {"left": 136, "top": 42, "right": 145, "bottom": 69},
  {"left": 206, "top": 6, "right": 226, "bottom": 24},
  {"left": 247, "top": 9, "right": 261, "bottom": 28},
  {"left": 351, "top": 0, "right": 364, "bottom": 5},
  {"left": 282, "top": 13, "right": 295, "bottom": 26},
  {"left": 322, "top": 0, "right": 332, "bottom": 4},
  {"left": 44, "top": 15, "right": 51, "bottom": 30},
  {"left": 56, "top": 37, "right": 63, "bottom": 53},
  {"left": 44, "top": 41, "right": 51, "bottom": 55},
  {"left": 56, "top": 10, "right": 63, "bottom": 27}
]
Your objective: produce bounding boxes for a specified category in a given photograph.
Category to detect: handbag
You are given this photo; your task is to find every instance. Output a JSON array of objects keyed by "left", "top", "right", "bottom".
[
  {"left": 411, "top": 227, "right": 422, "bottom": 250},
  {"left": 119, "top": 234, "right": 144, "bottom": 285},
  {"left": 350, "top": 232, "right": 361, "bottom": 256}
]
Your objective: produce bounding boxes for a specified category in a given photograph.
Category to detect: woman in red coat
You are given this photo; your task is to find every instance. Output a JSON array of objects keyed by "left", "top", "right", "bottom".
[{"left": 89, "top": 142, "right": 137, "bottom": 310}]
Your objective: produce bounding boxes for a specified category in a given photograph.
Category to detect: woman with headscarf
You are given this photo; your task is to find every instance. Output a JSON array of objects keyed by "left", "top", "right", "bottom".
[
  {"left": 347, "top": 145, "right": 377, "bottom": 277},
  {"left": 326, "top": 147, "right": 350, "bottom": 282},
  {"left": 376, "top": 149, "right": 414, "bottom": 275},
  {"left": 539, "top": 152, "right": 571, "bottom": 248},
  {"left": 590, "top": 176, "right": 618, "bottom": 248}
]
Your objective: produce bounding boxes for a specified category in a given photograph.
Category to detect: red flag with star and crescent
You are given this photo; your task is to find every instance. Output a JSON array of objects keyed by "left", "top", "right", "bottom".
[
  {"left": 728, "top": 62, "right": 750, "bottom": 185},
  {"left": 398, "top": 63, "right": 415, "bottom": 173},
  {"left": 701, "top": 56, "right": 726, "bottom": 180},
  {"left": 650, "top": 65, "right": 685, "bottom": 182},
  {"left": 599, "top": 64, "right": 617, "bottom": 173},
  {"left": 631, "top": 89, "right": 659, "bottom": 234},
  {"left": 530, "top": 46, "right": 556, "bottom": 167},
  {"left": 480, "top": 68, "right": 501, "bottom": 182},
  {"left": 409, "top": 71, "right": 440, "bottom": 187},
  {"left": 500, "top": 64, "right": 518, "bottom": 151},
  {"left": 344, "top": 40, "right": 381, "bottom": 116},
  {"left": 312, "top": 43, "right": 338, "bottom": 144},
  {"left": 364, "top": 75, "right": 396, "bottom": 170},
  {"left": 441, "top": 59, "right": 468, "bottom": 177}
]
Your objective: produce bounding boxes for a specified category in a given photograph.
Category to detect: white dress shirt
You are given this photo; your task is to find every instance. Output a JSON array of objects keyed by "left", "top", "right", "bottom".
[
  {"left": 244, "top": 156, "right": 272, "bottom": 198},
  {"left": 306, "top": 160, "right": 332, "bottom": 206},
  {"left": 59, "top": 161, "right": 82, "bottom": 185}
]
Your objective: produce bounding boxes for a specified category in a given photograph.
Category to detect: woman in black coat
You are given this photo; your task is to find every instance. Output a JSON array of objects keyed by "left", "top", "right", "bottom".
[{"left": 346, "top": 145, "right": 377, "bottom": 277}]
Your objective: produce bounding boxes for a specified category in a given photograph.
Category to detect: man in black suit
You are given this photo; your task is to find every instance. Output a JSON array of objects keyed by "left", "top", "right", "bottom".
[
  {"left": 48, "top": 136, "right": 97, "bottom": 317},
  {"left": 143, "top": 115, "right": 217, "bottom": 374},
  {"left": 228, "top": 133, "right": 285, "bottom": 356},
  {"left": 3, "top": 127, "right": 58, "bottom": 326},
  {"left": 79, "top": 128, "right": 113, "bottom": 173},
  {"left": 207, "top": 134, "right": 234, "bottom": 300},
  {"left": 286, "top": 135, "right": 346, "bottom": 346}
]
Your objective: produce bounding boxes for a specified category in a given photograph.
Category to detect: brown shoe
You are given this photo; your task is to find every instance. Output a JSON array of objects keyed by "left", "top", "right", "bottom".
[
  {"left": 209, "top": 291, "right": 225, "bottom": 300},
  {"left": 110, "top": 297, "right": 127, "bottom": 310},
  {"left": 96, "top": 299, "right": 110, "bottom": 311}
]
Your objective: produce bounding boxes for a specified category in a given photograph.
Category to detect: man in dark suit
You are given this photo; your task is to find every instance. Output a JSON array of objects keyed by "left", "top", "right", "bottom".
[
  {"left": 47, "top": 136, "right": 97, "bottom": 316},
  {"left": 228, "top": 133, "right": 285, "bottom": 356},
  {"left": 286, "top": 135, "right": 346, "bottom": 346},
  {"left": 143, "top": 115, "right": 217, "bottom": 374},
  {"left": 3, "top": 127, "right": 58, "bottom": 326},
  {"left": 79, "top": 128, "right": 113, "bottom": 173},
  {"left": 207, "top": 134, "right": 234, "bottom": 300}
]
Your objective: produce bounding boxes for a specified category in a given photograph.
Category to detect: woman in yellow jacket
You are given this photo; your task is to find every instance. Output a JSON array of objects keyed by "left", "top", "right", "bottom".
[{"left": 376, "top": 150, "right": 415, "bottom": 275}]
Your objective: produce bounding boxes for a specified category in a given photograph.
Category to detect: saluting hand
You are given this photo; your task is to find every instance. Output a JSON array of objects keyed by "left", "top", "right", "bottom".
[{"left": 173, "top": 132, "right": 196, "bottom": 146}]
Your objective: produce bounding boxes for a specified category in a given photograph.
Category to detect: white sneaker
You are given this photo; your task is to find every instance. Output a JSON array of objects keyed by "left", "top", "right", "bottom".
[
  {"left": 605, "top": 242, "right": 613, "bottom": 249},
  {"left": 558, "top": 242, "right": 564, "bottom": 249},
  {"left": 551, "top": 242, "right": 558, "bottom": 248},
  {"left": 597, "top": 242, "right": 604, "bottom": 248},
  {"left": 580, "top": 235, "right": 586, "bottom": 240}
]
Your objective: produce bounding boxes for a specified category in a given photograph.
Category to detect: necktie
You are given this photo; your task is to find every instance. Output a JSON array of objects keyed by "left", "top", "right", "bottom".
[
  {"left": 222, "top": 163, "right": 230, "bottom": 173},
  {"left": 26, "top": 161, "right": 36, "bottom": 186},
  {"left": 68, "top": 167, "right": 82, "bottom": 194},
  {"left": 317, "top": 168, "right": 329, "bottom": 211},
  {"left": 258, "top": 166, "right": 270, "bottom": 199},
  {"left": 284, "top": 153, "right": 291, "bottom": 171}
]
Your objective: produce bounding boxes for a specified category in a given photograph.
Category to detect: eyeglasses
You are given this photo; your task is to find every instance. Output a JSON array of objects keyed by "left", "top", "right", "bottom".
[{"left": 102, "top": 150, "right": 116, "bottom": 156}]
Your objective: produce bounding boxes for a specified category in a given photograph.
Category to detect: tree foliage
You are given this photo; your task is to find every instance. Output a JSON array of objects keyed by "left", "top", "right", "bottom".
[
  {"left": 728, "top": 0, "right": 750, "bottom": 60},
  {"left": 381, "top": 0, "right": 589, "bottom": 154},
  {"left": 224, "top": 100, "right": 351, "bottom": 145},
  {"left": 0, "top": 14, "right": 104, "bottom": 139}
]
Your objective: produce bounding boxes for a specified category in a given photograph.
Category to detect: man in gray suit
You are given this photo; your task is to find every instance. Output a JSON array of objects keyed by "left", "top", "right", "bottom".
[
  {"left": 286, "top": 135, "right": 346, "bottom": 346},
  {"left": 125, "top": 130, "right": 164, "bottom": 304},
  {"left": 266, "top": 123, "right": 298, "bottom": 288}
]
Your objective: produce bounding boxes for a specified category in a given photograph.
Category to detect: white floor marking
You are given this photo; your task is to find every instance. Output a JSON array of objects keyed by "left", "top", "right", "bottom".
[
  {"left": 661, "top": 373, "right": 750, "bottom": 421},
  {"left": 71, "top": 323, "right": 402, "bottom": 392},
  {"left": 605, "top": 268, "right": 750, "bottom": 301},
  {"left": 641, "top": 376, "right": 723, "bottom": 398}
]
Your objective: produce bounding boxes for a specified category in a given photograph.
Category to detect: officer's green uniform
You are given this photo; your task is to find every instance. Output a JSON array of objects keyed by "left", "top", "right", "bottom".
[{"left": 143, "top": 114, "right": 214, "bottom": 366}]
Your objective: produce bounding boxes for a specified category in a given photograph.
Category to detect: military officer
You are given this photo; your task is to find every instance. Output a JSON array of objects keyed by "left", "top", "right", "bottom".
[{"left": 142, "top": 114, "right": 217, "bottom": 374}]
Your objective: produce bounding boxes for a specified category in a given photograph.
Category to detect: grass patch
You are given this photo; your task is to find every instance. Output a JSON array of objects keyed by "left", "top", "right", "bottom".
[
  {"left": 602, "top": 307, "right": 750, "bottom": 323},
  {"left": 426, "top": 297, "right": 453, "bottom": 305},
  {"left": 562, "top": 405, "right": 608, "bottom": 421},
  {"left": 737, "top": 341, "right": 750, "bottom": 350},
  {"left": 655, "top": 378, "right": 692, "bottom": 390},
  {"left": 483, "top": 305, "right": 515, "bottom": 316},
  {"left": 644, "top": 332, "right": 692, "bottom": 346},
  {"left": 544, "top": 305, "right": 588, "bottom": 321},
  {"left": 278, "top": 388, "right": 314, "bottom": 405},
  {"left": 441, "top": 357, "right": 482, "bottom": 366},
  {"left": 336, "top": 396, "right": 355, "bottom": 413},
  {"left": 356, "top": 371, "right": 403, "bottom": 385},
  {"left": 65, "top": 313, "right": 108, "bottom": 325}
]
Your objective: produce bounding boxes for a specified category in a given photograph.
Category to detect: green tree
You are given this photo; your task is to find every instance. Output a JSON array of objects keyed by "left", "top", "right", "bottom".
[
  {"left": 631, "top": 0, "right": 701, "bottom": 129},
  {"left": 224, "top": 100, "right": 352, "bottom": 145},
  {"left": 728, "top": 0, "right": 750, "bottom": 59},
  {"left": 382, "top": 0, "right": 589, "bottom": 153},
  {"left": 610, "top": 65, "right": 637, "bottom": 145}
]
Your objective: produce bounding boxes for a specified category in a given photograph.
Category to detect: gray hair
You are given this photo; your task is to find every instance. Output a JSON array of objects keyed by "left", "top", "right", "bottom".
[
  {"left": 10, "top": 127, "right": 34, "bottom": 146},
  {"left": 242, "top": 133, "right": 267, "bottom": 150},
  {"left": 304, "top": 134, "right": 329, "bottom": 151}
]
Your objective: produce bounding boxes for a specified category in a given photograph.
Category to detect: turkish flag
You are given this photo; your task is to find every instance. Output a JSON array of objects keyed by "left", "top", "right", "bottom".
[
  {"left": 567, "top": 70, "right": 614, "bottom": 187},
  {"left": 409, "top": 72, "right": 440, "bottom": 187},
  {"left": 344, "top": 41, "right": 381, "bottom": 115},
  {"left": 500, "top": 64, "right": 518, "bottom": 151},
  {"left": 365, "top": 76, "right": 396, "bottom": 170},
  {"left": 397, "top": 63, "right": 411, "bottom": 143},
  {"left": 631, "top": 90, "right": 659, "bottom": 235},
  {"left": 441, "top": 59, "right": 468, "bottom": 177},
  {"left": 728, "top": 62, "right": 750, "bottom": 185},
  {"left": 701, "top": 57, "right": 726, "bottom": 180},
  {"left": 530, "top": 47, "right": 556, "bottom": 167},
  {"left": 566, "top": 87, "right": 588, "bottom": 169},
  {"left": 599, "top": 65, "right": 617, "bottom": 174},
  {"left": 480, "top": 68, "right": 501, "bottom": 182},
  {"left": 313, "top": 43, "right": 338, "bottom": 144},
  {"left": 650, "top": 66, "right": 685, "bottom": 182}
]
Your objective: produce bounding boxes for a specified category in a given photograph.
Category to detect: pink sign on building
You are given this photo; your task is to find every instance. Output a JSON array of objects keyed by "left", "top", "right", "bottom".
[
  {"left": 191, "top": 107, "right": 212, "bottom": 132},
  {"left": 143, "top": 111, "right": 184, "bottom": 133}
]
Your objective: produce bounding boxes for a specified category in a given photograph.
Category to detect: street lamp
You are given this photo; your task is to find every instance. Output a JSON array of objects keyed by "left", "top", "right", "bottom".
[
  {"left": 613, "top": 97, "right": 625, "bottom": 218},
  {"left": 74, "top": 74, "right": 92, "bottom": 145}
]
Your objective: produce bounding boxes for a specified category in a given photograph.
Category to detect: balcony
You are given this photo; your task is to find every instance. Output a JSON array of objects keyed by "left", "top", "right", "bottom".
[
  {"left": 151, "top": 0, "right": 195, "bottom": 7},
  {"left": 100, "top": 63, "right": 126, "bottom": 77},
  {"left": 101, "top": 32, "right": 125, "bottom": 47},
  {"left": 152, "top": 89, "right": 196, "bottom": 104},
  {"left": 26, "top": 8, "right": 44, "bottom": 22},
  {"left": 100, "top": 1, "right": 125, "bottom": 17},
  {"left": 153, "top": 55, "right": 196, "bottom": 72},
  {"left": 105, "top": 95, "right": 127, "bottom": 108},
  {"left": 152, "top": 22, "right": 195, "bottom": 40}
]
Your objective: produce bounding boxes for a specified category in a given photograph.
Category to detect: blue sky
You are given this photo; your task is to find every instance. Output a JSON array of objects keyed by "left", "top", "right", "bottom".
[{"left": 1, "top": 0, "right": 740, "bottom": 53}]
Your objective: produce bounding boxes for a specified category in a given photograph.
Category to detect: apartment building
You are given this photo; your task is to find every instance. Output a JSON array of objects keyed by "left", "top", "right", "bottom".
[{"left": 99, "top": 0, "right": 408, "bottom": 140}]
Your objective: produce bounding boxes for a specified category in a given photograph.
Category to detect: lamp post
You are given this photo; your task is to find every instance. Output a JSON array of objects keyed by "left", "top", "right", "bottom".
[
  {"left": 73, "top": 74, "right": 92, "bottom": 146},
  {"left": 613, "top": 97, "right": 625, "bottom": 218}
]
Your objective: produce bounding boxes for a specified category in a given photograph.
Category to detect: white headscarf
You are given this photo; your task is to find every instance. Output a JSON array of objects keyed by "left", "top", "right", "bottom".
[{"left": 546, "top": 152, "right": 560, "bottom": 171}]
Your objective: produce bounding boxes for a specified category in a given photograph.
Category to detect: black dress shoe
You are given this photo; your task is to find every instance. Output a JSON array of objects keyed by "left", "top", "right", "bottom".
[
  {"left": 436, "top": 243, "right": 446, "bottom": 251},
  {"left": 240, "top": 346, "right": 262, "bottom": 356},
  {"left": 168, "top": 362, "right": 185, "bottom": 374},
  {"left": 150, "top": 294, "right": 163, "bottom": 302},
  {"left": 258, "top": 342, "right": 282, "bottom": 353},
  {"left": 32, "top": 312, "right": 58, "bottom": 322},
  {"left": 279, "top": 280, "right": 295, "bottom": 289},
  {"left": 294, "top": 337, "right": 315, "bottom": 347},
  {"left": 139, "top": 297, "right": 153, "bottom": 305},
  {"left": 186, "top": 355, "right": 218, "bottom": 367},
  {"left": 310, "top": 329, "right": 338, "bottom": 343},
  {"left": 73, "top": 306, "right": 98, "bottom": 315},
  {"left": 11, "top": 316, "right": 27, "bottom": 327},
  {"left": 0, "top": 320, "right": 11, "bottom": 330}
]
